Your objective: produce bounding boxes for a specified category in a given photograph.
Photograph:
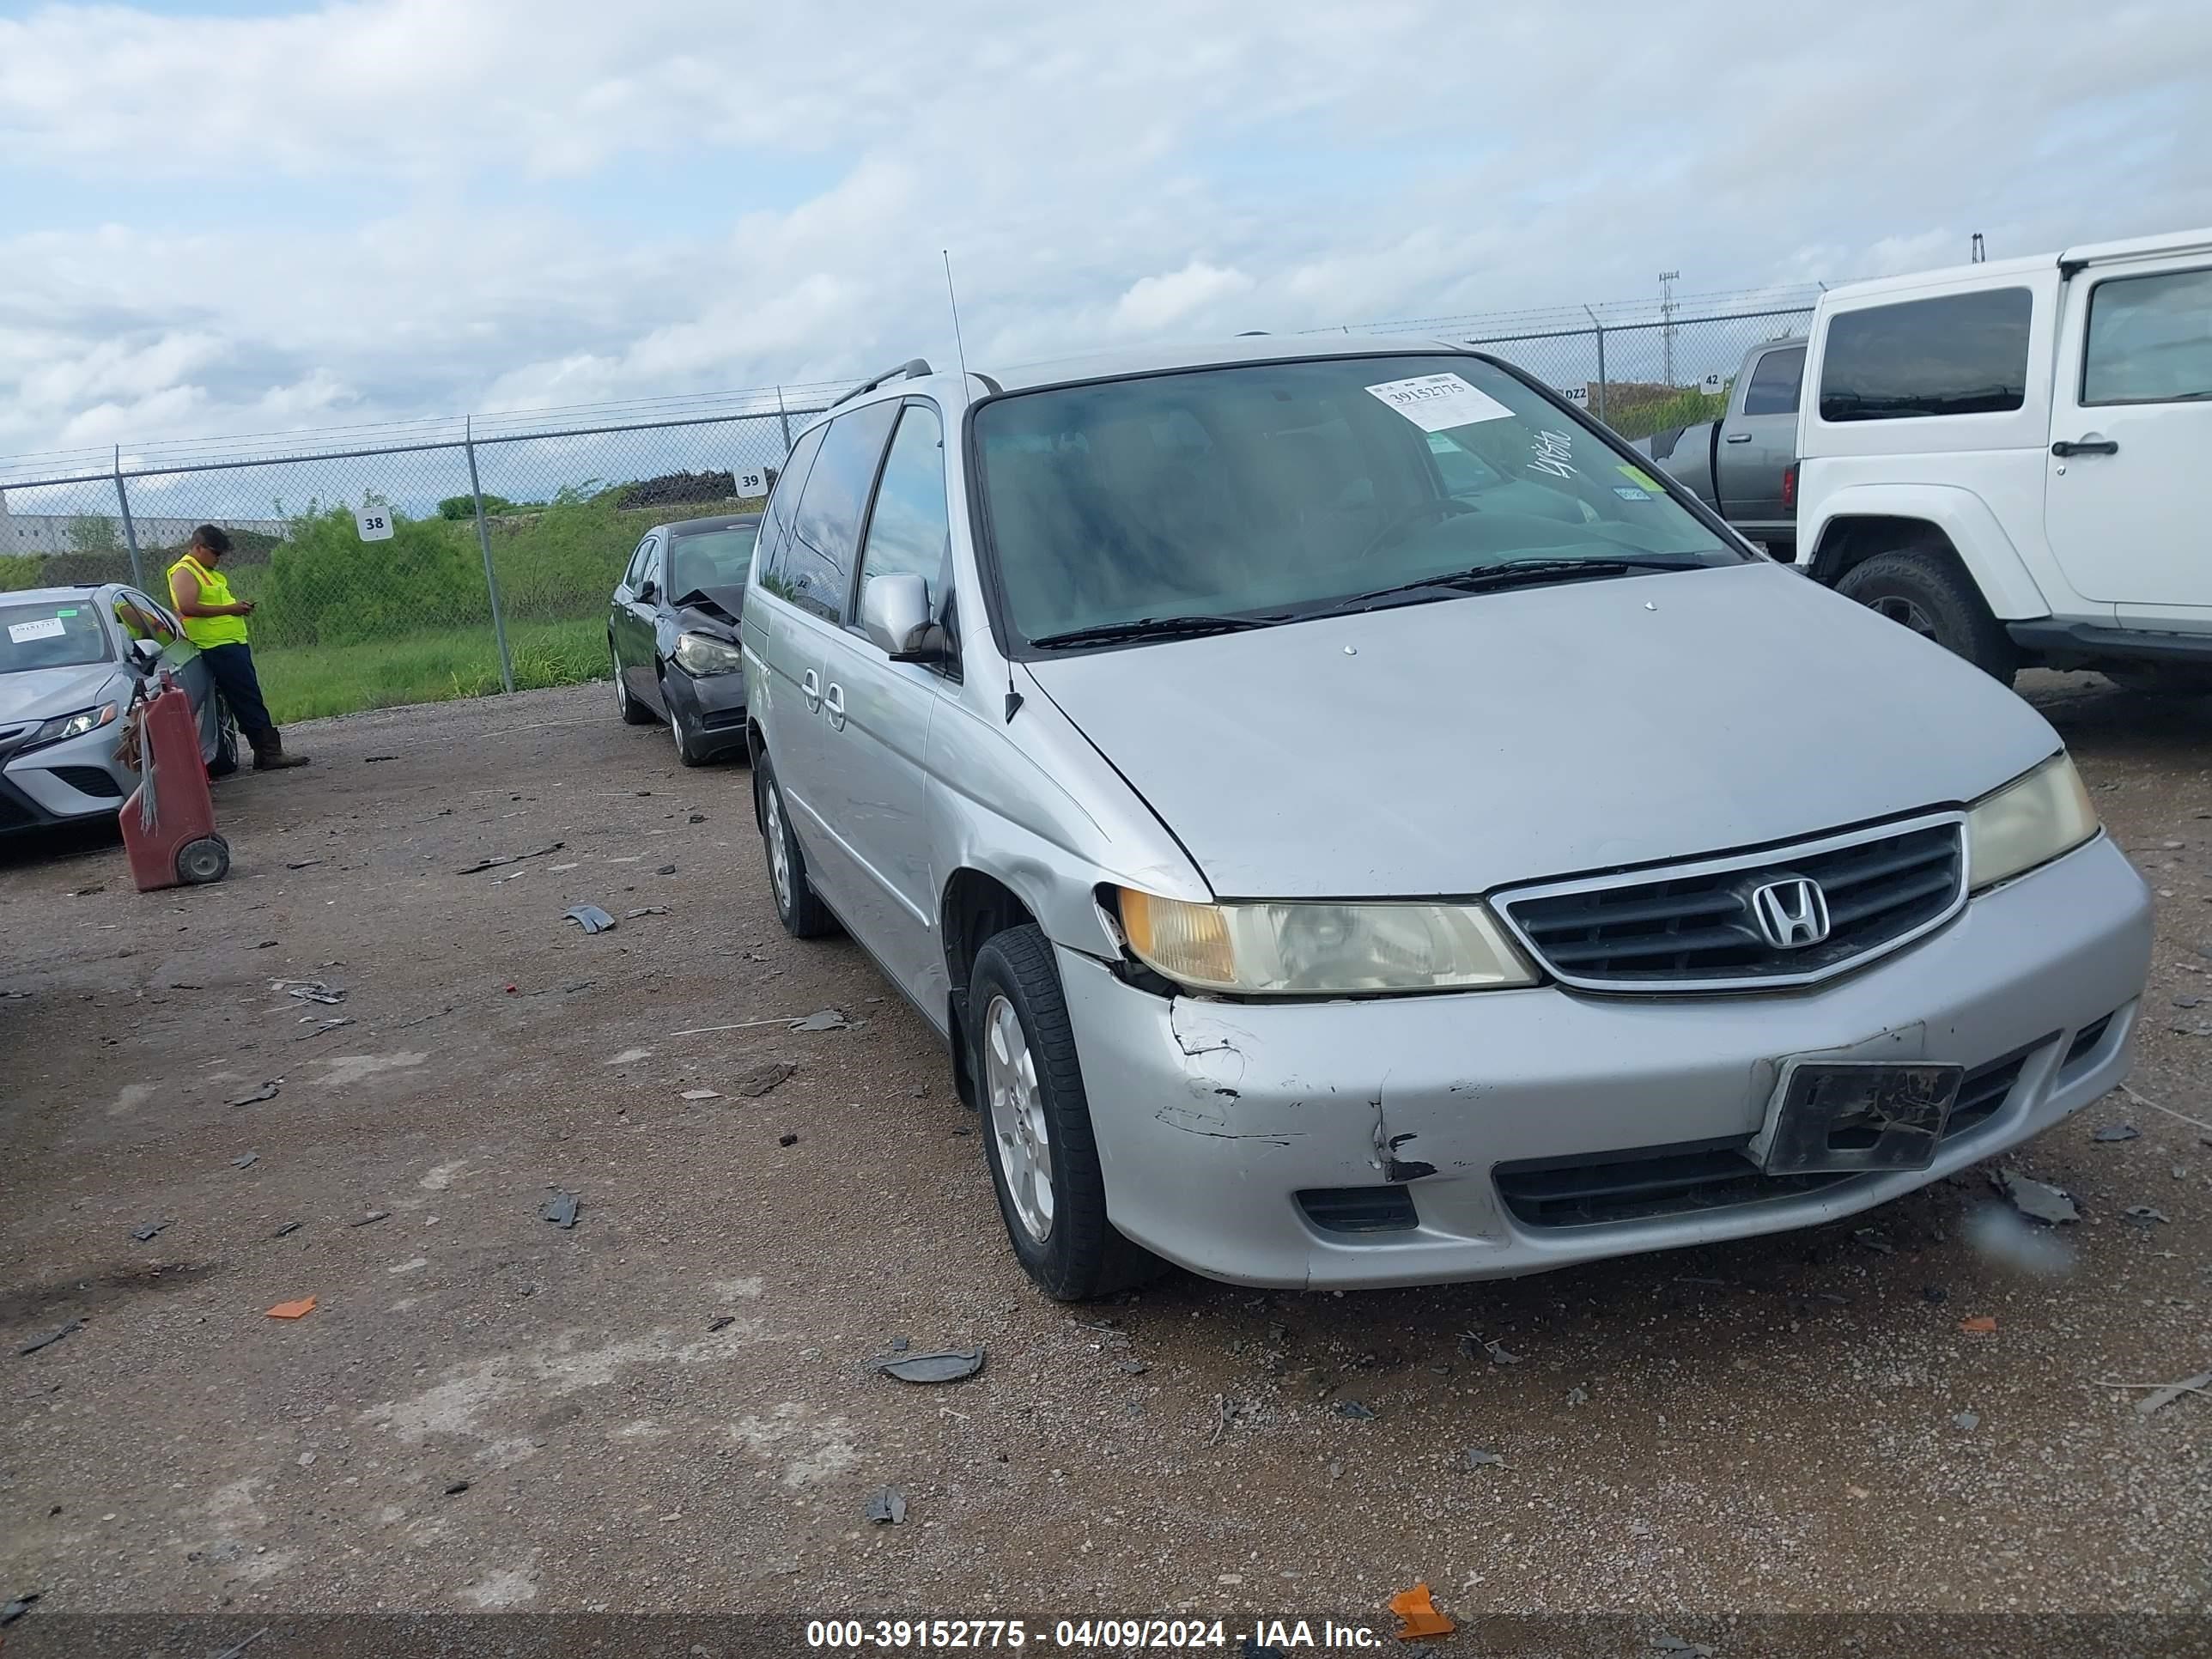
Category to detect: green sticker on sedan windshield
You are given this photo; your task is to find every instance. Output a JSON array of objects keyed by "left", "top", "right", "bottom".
[
  {"left": 1617, "top": 464, "right": 1662, "bottom": 491},
  {"left": 56, "top": 608, "right": 77, "bottom": 617}
]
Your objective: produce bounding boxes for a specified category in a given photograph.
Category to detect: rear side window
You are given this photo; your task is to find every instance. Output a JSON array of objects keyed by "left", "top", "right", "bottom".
[
  {"left": 2082, "top": 266, "right": 2212, "bottom": 405},
  {"left": 756, "top": 424, "right": 826, "bottom": 597},
  {"left": 1741, "top": 346, "right": 1805, "bottom": 416},
  {"left": 1818, "top": 289, "right": 2033, "bottom": 422},
  {"left": 782, "top": 402, "right": 898, "bottom": 625}
]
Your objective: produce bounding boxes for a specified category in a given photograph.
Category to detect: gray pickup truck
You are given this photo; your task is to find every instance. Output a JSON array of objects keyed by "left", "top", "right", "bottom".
[{"left": 1635, "top": 336, "right": 1804, "bottom": 559}]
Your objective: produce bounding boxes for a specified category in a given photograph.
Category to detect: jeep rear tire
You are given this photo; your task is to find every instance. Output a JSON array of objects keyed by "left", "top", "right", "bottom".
[{"left": 1836, "top": 549, "right": 2019, "bottom": 684}]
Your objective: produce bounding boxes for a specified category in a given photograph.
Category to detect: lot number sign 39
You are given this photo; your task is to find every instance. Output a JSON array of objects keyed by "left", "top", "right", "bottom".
[{"left": 355, "top": 503, "right": 394, "bottom": 542}]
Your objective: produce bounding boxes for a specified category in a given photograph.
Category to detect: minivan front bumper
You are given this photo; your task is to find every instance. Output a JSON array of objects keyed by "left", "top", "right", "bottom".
[{"left": 1059, "top": 835, "right": 2151, "bottom": 1290}]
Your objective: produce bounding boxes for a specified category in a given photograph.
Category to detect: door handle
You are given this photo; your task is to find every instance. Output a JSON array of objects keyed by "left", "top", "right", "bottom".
[
  {"left": 1724, "top": 431, "right": 1753, "bottom": 443},
  {"left": 2051, "top": 437, "right": 2118, "bottom": 458},
  {"left": 823, "top": 683, "right": 847, "bottom": 732},
  {"left": 800, "top": 668, "right": 822, "bottom": 712}
]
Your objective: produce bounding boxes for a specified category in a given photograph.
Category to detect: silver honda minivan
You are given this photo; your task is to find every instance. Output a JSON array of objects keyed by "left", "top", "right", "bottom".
[{"left": 742, "top": 338, "right": 2151, "bottom": 1300}]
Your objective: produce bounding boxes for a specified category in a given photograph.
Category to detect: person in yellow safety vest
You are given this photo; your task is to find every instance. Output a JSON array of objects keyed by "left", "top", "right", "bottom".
[{"left": 167, "top": 524, "right": 310, "bottom": 770}]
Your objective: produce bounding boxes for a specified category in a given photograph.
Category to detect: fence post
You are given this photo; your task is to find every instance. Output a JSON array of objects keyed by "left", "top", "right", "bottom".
[
  {"left": 775, "top": 386, "right": 793, "bottom": 457},
  {"left": 464, "top": 420, "right": 516, "bottom": 696},
  {"left": 1583, "top": 308, "right": 1608, "bottom": 423},
  {"left": 112, "top": 447, "right": 146, "bottom": 590}
]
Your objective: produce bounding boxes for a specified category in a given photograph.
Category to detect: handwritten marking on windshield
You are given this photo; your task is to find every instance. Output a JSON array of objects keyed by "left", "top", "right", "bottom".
[{"left": 1528, "top": 430, "right": 1577, "bottom": 480}]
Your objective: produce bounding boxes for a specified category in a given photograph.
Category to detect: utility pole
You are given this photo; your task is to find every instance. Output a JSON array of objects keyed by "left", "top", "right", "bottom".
[
  {"left": 1971, "top": 232, "right": 1985, "bottom": 264},
  {"left": 1658, "top": 270, "right": 1680, "bottom": 386}
]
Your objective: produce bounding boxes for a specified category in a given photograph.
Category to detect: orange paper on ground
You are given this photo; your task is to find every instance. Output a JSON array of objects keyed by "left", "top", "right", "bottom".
[
  {"left": 1388, "top": 1583, "right": 1454, "bottom": 1641},
  {"left": 265, "top": 1297, "right": 317, "bottom": 1320},
  {"left": 1960, "top": 1316, "right": 1997, "bottom": 1334}
]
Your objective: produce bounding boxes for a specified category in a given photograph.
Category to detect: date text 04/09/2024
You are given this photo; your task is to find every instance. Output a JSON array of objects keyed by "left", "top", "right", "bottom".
[{"left": 804, "top": 1619, "right": 1384, "bottom": 1650}]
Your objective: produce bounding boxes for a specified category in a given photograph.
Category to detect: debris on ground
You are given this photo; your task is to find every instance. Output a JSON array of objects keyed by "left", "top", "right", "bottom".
[
  {"left": 2093, "top": 1124, "right": 2142, "bottom": 1142},
  {"left": 1991, "top": 1168, "right": 2081, "bottom": 1224},
  {"left": 680, "top": 1088, "right": 721, "bottom": 1101},
  {"left": 264, "top": 1297, "right": 316, "bottom": 1320},
  {"left": 284, "top": 858, "right": 324, "bottom": 871},
  {"left": 876, "top": 1347, "right": 986, "bottom": 1384},
  {"left": 866, "top": 1486, "right": 908, "bottom": 1525},
  {"left": 364, "top": 755, "right": 398, "bottom": 763},
  {"left": 1119, "top": 1359, "right": 1149, "bottom": 1376},
  {"left": 2118, "top": 1370, "right": 2212, "bottom": 1416},
  {"left": 1565, "top": 1386, "right": 1590, "bottom": 1406},
  {"left": 1386, "top": 1583, "right": 1453, "bottom": 1641},
  {"left": 1853, "top": 1228, "right": 1896, "bottom": 1255},
  {"left": 1650, "top": 1637, "right": 1714, "bottom": 1658},
  {"left": 1923, "top": 1285, "right": 1949, "bottom": 1304},
  {"left": 230, "top": 1153, "right": 258, "bottom": 1170},
  {"left": 271, "top": 978, "right": 346, "bottom": 1005},
  {"left": 624, "top": 907, "right": 669, "bottom": 919},
  {"left": 562, "top": 904, "right": 617, "bottom": 934},
  {"left": 1334, "top": 1400, "right": 1377, "bottom": 1420},
  {"left": 1484, "top": 1340, "right": 1523, "bottom": 1366},
  {"left": 708, "top": 1316, "right": 736, "bottom": 1333},
  {"left": 1463, "top": 1449, "right": 1504, "bottom": 1468},
  {"left": 131, "top": 1221, "right": 170, "bottom": 1243},
  {"left": 293, "top": 1017, "right": 356, "bottom": 1042},
  {"left": 226, "top": 1082, "right": 281, "bottom": 1107},
  {"left": 350, "top": 1210, "right": 391, "bottom": 1228},
  {"left": 791, "top": 1008, "right": 854, "bottom": 1032},
  {"left": 1960, "top": 1316, "right": 1998, "bottom": 1334},
  {"left": 0, "top": 1592, "right": 40, "bottom": 1626},
  {"left": 18, "top": 1321, "right": 82, "bottom": 1357},
  {"left": 688, "top": 813, "right": 707, "bottom": 824},
  {"left": 1954, "top": 1411, "right": 1980, "bottom": 1430},
  {"left": 443, "top": 1480, "right": 470, "bottom": 1496},
  {"left": 541, "top": 1192, "right": 580, "bottom": 1229},
  {"left": 2125, "top": 1206, "right": 2172, "bottom": 1225},
  {"left": 736, "top": 1062, "right": 794, "bottom": 1097},
  {"left": 778, "top": 1133, "right": 799, "bottom": 1146},
  {"left": 656, "top": 864, "right": 678, "bottom": 876},
  {"left": 459, "top": 842, "right": 565, "bottom": 875},
  {"left": 271, "top": 1222, "right": 301, "bottom": 1238}
]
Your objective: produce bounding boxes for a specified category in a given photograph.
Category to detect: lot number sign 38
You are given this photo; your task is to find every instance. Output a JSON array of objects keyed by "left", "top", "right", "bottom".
[{"left": 355, "top": 504, "right": 394, "bottom": 542}]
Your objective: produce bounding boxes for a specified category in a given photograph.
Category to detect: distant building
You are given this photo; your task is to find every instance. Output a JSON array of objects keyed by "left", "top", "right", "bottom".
[{"left": 0, "top": 489, "right": 286, "bottom": 556}]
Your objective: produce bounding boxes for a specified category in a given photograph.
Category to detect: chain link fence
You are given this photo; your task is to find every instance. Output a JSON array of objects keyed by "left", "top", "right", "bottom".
[{"left": 0, "top": 292, "right": 1817, "bottom": 723}]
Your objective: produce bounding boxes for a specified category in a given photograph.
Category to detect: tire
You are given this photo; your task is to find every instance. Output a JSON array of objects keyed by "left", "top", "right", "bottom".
[
  {"left": 2104, "top": 664, "right": 2212, "bottom": 697},
  {"left": 755, "top": 753, "right": 836, "bottom": 939},
  {"left": 1836, "top": 549, "right": 2019, "bottom": 684},
  {"left": 665, "top": 678, "right": 708, "bottom": 767},
  {"left": 613, "top": 641, "right": 653, "bottom": 725},
  {"left": 970, "top": 924, "right": 1165, "bottom": 1301},
  {"left": 175, "top": 835, "right": 230, "bottom": 885},
  {"left": 209, "top": 702, "right": 240, "bottom": 780}
]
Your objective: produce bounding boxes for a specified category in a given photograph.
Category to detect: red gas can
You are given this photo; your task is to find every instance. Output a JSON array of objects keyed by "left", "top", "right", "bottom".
[{"left": 118, "top": 677, "right": 229, "bottom": 890}]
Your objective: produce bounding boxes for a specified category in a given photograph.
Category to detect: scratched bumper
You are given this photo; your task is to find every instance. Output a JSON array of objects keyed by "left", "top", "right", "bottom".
[{"left": 1057, "top": 835, "right": 2151, "bottom": 1290}]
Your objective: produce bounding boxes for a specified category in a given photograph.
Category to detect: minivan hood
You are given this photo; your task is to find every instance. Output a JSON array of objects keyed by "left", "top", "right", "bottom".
[
  {"left": 0, "top": 663, "right": 123, "bottom": 731},
  {"left": 1023, "top": 562, "right": 2059, "bottom": 899}
]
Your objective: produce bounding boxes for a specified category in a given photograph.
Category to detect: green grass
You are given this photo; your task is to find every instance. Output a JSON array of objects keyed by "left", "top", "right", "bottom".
[{"left": 253, "top": 617, "right": 609, "bottom": 725}]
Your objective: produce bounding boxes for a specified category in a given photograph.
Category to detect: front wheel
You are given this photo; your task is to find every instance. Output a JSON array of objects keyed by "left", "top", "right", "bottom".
[
  {"left": 970, "top": 924, "right": 1164, "bottom": 1301},
  {"left": 1835, "top": 549, "right": 2019, "bottom": 684},
  {"left": 665, "top": 679, "right": 708, "bottom": 766}
]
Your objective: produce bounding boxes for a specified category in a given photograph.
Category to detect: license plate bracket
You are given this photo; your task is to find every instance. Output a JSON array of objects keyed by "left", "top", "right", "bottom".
[{"left": 1754, "top": 1060, "right": 1964, "bottom": 1176}]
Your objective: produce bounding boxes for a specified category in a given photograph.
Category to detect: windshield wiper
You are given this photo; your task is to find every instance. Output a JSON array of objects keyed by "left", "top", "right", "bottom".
[
  {"left": 1322, "top": 556, "right": 1706, "bottom": 614},
  {"left": 1028, "top": 615, "right": 1276, "bottom": 649}
]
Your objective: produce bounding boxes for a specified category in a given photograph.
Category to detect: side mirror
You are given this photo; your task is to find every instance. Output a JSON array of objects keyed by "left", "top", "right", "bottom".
[
  {"left": 636, "top": 580, "right": 658, "bottom": 605},
  {"left": 860, "top": 573, "right": 945, "bottom": 664},
  {"left": 128, "top": 637, "right": 163, "bottom": 672}
]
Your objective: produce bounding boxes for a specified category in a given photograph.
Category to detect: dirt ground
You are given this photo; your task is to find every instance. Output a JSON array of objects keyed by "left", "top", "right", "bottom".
[{"left": 3, "top": 672, "right": 2208, "bottom": 1639}]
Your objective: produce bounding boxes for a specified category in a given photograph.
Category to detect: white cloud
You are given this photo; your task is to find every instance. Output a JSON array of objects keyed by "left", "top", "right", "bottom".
[{"left": 1, "top": 0, "right": 2209, "bottom": 465}]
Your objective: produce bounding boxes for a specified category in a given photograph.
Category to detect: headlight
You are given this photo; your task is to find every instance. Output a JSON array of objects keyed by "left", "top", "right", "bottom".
[
  {"left": 26, "top": 703, "right": 117, "bottom": 751},
  {"left": 1118, "top": 889, "right": 1536, "bottom": 995},
  {"left": 672, "top": 631, "right": 743, "bottom": 676},
  {"left": 1966, "top": 753, "right": 2098, "bottom": 891}
]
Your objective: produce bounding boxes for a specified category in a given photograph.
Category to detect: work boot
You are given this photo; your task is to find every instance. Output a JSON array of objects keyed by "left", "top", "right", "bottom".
[{"left": 251, "top": 729, "right": 311, "bottom": 771}]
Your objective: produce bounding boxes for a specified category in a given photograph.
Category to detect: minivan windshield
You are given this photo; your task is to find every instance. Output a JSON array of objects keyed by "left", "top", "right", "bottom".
[{"left": 974, "top": 354, "right": 1744, "bottom": 649}]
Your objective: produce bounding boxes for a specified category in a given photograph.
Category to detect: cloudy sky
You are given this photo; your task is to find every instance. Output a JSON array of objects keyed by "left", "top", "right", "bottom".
[{"left": 3, "top": 0, "right": 2209, "bottom": 467}]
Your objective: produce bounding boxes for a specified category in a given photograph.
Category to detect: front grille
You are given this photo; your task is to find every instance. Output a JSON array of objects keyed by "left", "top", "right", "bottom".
[
  {"left": 2062, "top": 1013, "right": 2115, "bottom": 1070},
  {"left": 52, "top": 766, "right": 123, "bottom": 800},
  {"left": 0, "top": 781, "right": 41, "bottom": 831},
  {"left": 1498, "top": 819, "right": 1964, "bottom": 990},
  {"left": 1297, "top": 1187, "right": 1419, "bottom": 1236},
  {"left": 1497, "top": 1044, "right": 2045, "bottom": 1229}
]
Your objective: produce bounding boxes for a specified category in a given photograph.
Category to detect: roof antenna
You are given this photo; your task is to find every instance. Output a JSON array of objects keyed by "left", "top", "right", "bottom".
[
  {"left": 943, "top": 250, "right": 974, "bottom": 389},
  {"left": 949, "top": 247, "right": 1021, "bottom": 723}
]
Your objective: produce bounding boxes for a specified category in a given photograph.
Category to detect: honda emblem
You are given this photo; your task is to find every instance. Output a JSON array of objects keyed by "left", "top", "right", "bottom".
[{"left": 1750, "top": 877, "right": 1831, "bottom": 950}]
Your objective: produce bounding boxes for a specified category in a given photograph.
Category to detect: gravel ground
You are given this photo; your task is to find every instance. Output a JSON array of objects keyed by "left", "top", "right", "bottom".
[{"left": 1, "top": 671, "right": 2207, "bottom": 1636}]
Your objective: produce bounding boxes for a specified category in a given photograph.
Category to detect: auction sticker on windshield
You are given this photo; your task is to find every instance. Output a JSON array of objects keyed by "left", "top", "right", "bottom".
[
  {"left": 1364, "top": 373, "right": 1515, "bottom": 433},
  {"left": 8, "top": 617, "right": 65, "bottom": 644}
]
